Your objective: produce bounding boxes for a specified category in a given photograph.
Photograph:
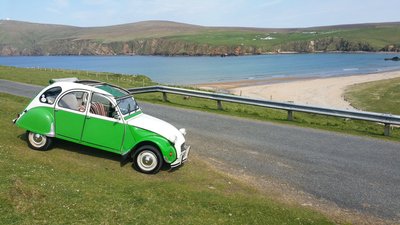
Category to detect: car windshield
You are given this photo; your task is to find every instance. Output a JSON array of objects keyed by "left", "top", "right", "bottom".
[{"left": 117, "top": 96, "right": 139, "bottom": 115}]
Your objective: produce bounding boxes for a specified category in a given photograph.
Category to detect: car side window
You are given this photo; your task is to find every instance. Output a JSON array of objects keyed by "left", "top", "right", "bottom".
[
  {"left": 40, "top": 86, "right": 62, "bottom": 104},
  {"left": 89, "top": 93, "right": 116, "bottom": 118},
  {"left": 58, "top": 91, "right": 88, "bottom": 112}
]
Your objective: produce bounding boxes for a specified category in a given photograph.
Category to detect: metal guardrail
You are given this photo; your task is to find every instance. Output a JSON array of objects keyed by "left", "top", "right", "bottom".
[{"left": 129, "top": 85, "right": 400, "bottom": 136}]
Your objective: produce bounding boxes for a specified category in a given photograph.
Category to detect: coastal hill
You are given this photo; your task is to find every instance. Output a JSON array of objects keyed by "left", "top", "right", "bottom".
[{"left": 1, "top": 20, "right": 399, "bottom": 56}]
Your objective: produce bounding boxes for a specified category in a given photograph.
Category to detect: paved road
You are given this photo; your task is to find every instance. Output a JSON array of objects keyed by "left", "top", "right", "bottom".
[
  {"left": 144, "top": 104, "right": 400, "bottom": 221},
  {"left": 2, "top": 79, "right": 400, "bottom": 221},
  {"left": 0, "top": 79, "right": 43, "bottom": 97}
]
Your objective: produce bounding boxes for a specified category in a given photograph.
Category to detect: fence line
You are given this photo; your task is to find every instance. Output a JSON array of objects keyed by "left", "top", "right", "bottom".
[{"left": 128, "top": 85, "right": 400, "bottom": 136}]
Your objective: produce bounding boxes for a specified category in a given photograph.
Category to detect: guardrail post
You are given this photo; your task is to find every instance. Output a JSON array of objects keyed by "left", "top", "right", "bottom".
[
  {"left": 217, "top": 100, "right": 223, "bottom": 110},
  {"left": 384, "top": 123, "right": 391, "bottom": 136},
  {"left": 287, "top": 110, "right": 293, "bottom": 121},
  {"left": 162, "top": 92, "right": 168, "bottom": 102}
]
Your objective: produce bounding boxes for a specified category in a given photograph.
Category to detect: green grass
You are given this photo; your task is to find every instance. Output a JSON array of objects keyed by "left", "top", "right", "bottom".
[
  {"left": 0, "top": 92, "right": 335, "bottom": 224},
  {"left": 166, "top": 30, "right": 311, "bottom": 48},
  {"left": 165, "top": 26, "right": 400, "bottom": 51},
  {"left": 0, "top": 66, "right": 155, "bottom": 87},
  {"left": 344, "top": 77, "right": 400, "bottom": 114}
]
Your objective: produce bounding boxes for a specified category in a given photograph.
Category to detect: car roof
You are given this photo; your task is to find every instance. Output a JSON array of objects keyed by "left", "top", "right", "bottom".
[{"left": 48, "top": 80, "right": 130, "bottom": 99}]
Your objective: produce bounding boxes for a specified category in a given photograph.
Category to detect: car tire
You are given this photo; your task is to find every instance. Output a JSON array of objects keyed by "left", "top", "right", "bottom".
[
  {"left": 132, "top": 145, "right": 163, "bottom": 174},
  {"left": 26, "top": 131, "right": 53, "bottom": 151}
]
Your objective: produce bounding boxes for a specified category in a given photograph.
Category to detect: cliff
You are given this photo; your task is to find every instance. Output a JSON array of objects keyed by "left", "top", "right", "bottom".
[{"left": 1, "top": 20, "right": 399, "bottom": 56}]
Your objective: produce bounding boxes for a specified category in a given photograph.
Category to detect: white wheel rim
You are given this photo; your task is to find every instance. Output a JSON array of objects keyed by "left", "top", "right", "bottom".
[
  {"left": 28, "top": 132, "right": 46, "bottom": 148},
  {"left": 137, "top": 150, "right": 158, "bottom": 172}
]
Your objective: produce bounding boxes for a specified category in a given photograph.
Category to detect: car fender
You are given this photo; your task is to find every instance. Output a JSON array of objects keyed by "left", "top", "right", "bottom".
[
  {"left": 16, "top": 106, "right": 55, "bottom": 137},
  {"left": 127, "top": 126, "right": 177, "bottom": 163}
]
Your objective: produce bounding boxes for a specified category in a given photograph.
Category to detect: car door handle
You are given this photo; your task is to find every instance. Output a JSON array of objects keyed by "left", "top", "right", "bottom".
[{"left": 86, "top": 116, "right": 91, "bottom": 120}]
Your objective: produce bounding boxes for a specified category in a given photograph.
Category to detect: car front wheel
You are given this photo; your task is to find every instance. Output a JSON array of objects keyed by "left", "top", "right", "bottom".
[
  {"left": 132, "top": 145, "right": 163, "bottom": 174},
  {"left": 27, "top": 131, "right": 53, "bottom": 151}
]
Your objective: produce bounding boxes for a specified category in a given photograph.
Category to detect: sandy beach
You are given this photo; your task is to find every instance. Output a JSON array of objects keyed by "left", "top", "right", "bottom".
[{"left": 195, "top": 70, "right": 400, "bottom": 110}]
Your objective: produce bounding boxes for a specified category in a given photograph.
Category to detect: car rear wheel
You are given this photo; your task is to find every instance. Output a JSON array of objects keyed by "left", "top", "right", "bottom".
[
  {"left": 27, "top": 131, "right": 53, "bottom": 151},
  {"left": 132, "top": 145, "right": 163, "bottom": 174}
]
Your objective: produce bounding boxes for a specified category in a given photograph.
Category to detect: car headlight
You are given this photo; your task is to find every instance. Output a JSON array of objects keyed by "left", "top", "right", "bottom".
[{"left": 179, "top": 128, "right": 187, "bottom": 136}]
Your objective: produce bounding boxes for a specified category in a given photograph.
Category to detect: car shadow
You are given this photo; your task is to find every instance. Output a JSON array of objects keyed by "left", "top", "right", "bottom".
[
  {"left": 56, "top": 139, "right": 122, "bottom": 162},
  {"left": 168, "top": 164, "right": 185, "bottom": 173},
  {"left": 18, "top": 133, "right": 121, "bottom": 162},
  {"left": 17, "top": 133, "right": 172, "bottom": 172}
]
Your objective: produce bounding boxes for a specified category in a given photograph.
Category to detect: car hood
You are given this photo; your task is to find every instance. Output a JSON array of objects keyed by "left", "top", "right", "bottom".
[{"left": 127, "top": 113, "right": 182, "bottom": 143}]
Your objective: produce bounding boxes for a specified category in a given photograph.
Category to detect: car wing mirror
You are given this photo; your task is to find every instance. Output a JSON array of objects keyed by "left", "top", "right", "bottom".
[
  {"left": 112, "top": 111, "right": 120, "bottom": 120},
  {"left": 40, "top": 94, "right": 47, "bottom": 103}
]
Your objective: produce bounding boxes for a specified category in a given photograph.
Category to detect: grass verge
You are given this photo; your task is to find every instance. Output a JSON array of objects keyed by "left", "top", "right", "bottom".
[{"left": 0, "top": 92, "right": 334, "bottom": 224}]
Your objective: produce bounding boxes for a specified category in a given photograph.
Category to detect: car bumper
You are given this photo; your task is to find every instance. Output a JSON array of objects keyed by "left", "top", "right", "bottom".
[{"left": 170, "top": 144, "right": 191, "bottom": 168}]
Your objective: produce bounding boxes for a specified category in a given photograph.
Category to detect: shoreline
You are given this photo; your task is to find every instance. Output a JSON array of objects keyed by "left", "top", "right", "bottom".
[
  {"left": 194, "top": 70, "right": 400, "bottom": 110},
  {"left": 1, "top": 50, "right": 398, "bottom": 57}
]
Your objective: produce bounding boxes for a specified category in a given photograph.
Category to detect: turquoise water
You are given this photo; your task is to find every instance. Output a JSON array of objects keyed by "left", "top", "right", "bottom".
[{"left": 1, "top": 53, "right": 400, "bottom": 84}]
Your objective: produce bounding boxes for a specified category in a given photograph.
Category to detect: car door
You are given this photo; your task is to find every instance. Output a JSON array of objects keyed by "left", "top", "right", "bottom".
[
  {"left": 55, "top": 90, "right": 89, "bottom": 141},
  {"left": 81, "top": 92, "right": 125, "bottom": 153}
]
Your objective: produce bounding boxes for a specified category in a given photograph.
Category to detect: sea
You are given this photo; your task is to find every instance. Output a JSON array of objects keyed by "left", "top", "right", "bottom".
[{"left": 1, "top": 53, "right": 400, "bottom": 85}]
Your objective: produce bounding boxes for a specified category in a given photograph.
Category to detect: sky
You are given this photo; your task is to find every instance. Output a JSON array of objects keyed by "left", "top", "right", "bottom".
[{"left": 1, "top": 0, "right": 399, "bottom": 28}]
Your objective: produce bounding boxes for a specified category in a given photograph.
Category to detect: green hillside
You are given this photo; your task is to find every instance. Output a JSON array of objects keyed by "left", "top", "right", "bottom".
[{"left": 1, "top": 20, "right": 399, "bottom": 55}]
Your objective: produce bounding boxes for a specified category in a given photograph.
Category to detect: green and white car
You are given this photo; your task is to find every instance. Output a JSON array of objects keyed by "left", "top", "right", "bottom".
[{"left": 13, "top": 78, "right": 190, "bottom": 174}]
